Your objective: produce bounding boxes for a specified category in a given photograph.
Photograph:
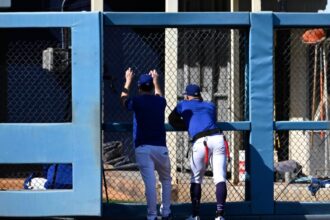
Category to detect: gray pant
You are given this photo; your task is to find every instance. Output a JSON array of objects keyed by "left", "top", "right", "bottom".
[{"left": 135, "top": 145, "right": 172, "bottom": 220}]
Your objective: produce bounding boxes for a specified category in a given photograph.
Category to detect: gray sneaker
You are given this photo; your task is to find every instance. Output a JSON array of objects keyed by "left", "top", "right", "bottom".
[
  {"left": 162, "top": 213, "right": 173, "bottom": 220},
  {"left": 185, "top": 215, "right": 200, "bottom": 220},
  {"left": 215, "top": 210, "right": 225, "bottom": 220}
]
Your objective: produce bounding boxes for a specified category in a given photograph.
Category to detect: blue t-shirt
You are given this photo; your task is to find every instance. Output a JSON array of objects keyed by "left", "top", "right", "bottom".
[
  {"left": 126, "top": 94, "right": 167, "bottom": 147},
  {"left": 176, "top": 99, "right": 218, "bottom": 138}
]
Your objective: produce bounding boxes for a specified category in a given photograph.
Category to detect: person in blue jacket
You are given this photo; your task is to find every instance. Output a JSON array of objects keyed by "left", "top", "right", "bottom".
[
  {"left": 169, "top": 84, "right": 227, "bottom": 220},
  {"left": 120, "top": 67, "right": 172, "bottom": 220}
]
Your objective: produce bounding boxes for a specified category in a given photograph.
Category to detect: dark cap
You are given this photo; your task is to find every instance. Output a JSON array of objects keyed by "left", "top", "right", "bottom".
[
  {"left": 138, "top": 74, "right": 153, "bottom": 87},
  {"left": 184, "top": 84, "right": 201, "bottom": 96}
]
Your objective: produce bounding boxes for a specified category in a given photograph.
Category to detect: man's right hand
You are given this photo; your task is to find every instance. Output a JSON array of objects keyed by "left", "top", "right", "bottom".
[
  {"left": 149, "top": 69, "right": 158, "bottom": 83},
  {"left": 149, "top": 69, "right": 162, "bottom": 96}
]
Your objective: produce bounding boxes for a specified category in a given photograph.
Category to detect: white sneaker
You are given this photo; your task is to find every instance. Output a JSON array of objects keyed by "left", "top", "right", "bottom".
[
  {"left": 215, "top": 216, "right": 225, "bottom": 220},
  {"left": 186, "top": 216, "right": 200, "bottom": 220}
]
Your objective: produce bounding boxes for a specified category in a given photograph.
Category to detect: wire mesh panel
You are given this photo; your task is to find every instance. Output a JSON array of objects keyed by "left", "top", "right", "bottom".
[
  {"left": 274, "top": 28, "right": 329, "bottom": 122},
  {"left": 103, "top": 27, "right": 248, "bottom": 203},
  {"left": 274, "top": 28, "right": 330, "bottom": 201},
  {"left": 0, "top": 28, "right": 72, "bottom": 191},
  {"left": 274, "top": 130, "right": 330, "bottom": 201},
  {"left": 0, "top": 28, "right": 71, "bottom": 123}
]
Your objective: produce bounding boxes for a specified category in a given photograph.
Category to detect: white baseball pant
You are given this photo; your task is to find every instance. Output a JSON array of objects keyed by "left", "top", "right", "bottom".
[{"left": 190, "top": 134, "right": 226, "bottom": 184}]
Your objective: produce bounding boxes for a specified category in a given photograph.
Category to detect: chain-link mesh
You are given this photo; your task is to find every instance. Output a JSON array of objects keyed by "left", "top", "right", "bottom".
[
  {"left": 274, "top": 28, "right": 330, "bottom": 201},
  {"left": 103, "top": 27, "right": 248, "bottom": 203},
  {"left": 0, "top": 28, "right": 72, "bottom": 191},
  {"left": 0, "top": 28, "right": 71, "bottom": 122}
]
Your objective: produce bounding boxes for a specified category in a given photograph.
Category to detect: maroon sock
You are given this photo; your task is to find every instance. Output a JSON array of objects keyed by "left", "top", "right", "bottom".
[
  {"left": 216, "top": 182, "right": 227, "bottom": 214},
  {"left": 190, "top": 183, "right": 201, "bottom": 217}
]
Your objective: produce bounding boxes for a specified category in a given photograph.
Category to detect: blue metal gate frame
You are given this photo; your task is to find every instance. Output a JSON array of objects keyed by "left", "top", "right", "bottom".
[
  {"left": 103, "top": 12, "right": 253, "bottom": 218},
  {"left": 0, "top": 11, "right": 329, "bottom": 218},
  {"left": 103, "top": 12, "right": 330, "bottom": 219},
  {"left": 0, "top": 12, "right": 102, "bottom": 216}
]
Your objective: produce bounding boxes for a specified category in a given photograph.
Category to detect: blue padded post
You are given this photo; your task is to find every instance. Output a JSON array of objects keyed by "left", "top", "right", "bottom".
[{"left": 248, "top": 12, "right": 274, "bottom": 214}]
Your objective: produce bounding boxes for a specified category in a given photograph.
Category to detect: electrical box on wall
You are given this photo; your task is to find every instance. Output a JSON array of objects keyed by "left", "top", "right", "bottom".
[
  {"left": 0, "top": 0, "right": 11, "bottom": 8},
  {"left": 42, "top": 47, "right": 70, "bottom": 72}
]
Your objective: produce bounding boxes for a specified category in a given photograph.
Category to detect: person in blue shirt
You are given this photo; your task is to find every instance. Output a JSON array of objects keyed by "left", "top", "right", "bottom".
[
  {"left": 121, "top": 68, "right": 172, "bottom": 220},
  {"left": 169, "top": 84, "right": 227, "bottom": 220}
]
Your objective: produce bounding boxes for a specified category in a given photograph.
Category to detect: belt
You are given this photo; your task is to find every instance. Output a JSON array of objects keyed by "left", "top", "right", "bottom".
[{"left": 191, "top": 128, "right": 222, "bottom": 143}]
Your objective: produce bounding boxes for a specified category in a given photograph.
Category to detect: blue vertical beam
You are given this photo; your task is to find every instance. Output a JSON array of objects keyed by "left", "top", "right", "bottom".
[
  {"left": 249, "top": 13, "right": 274, "bottom": 214},
  {"left": 71, "top": 12, "right": 102, "bottom": 216}
]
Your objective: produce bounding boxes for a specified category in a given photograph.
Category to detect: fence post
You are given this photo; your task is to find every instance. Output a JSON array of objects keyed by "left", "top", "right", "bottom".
[
  {"left": 248, "top": 12, "right": 274, "bottom": 214},
  {"left": 165, "top": 0, "right": 179, "bottom": 201}
]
